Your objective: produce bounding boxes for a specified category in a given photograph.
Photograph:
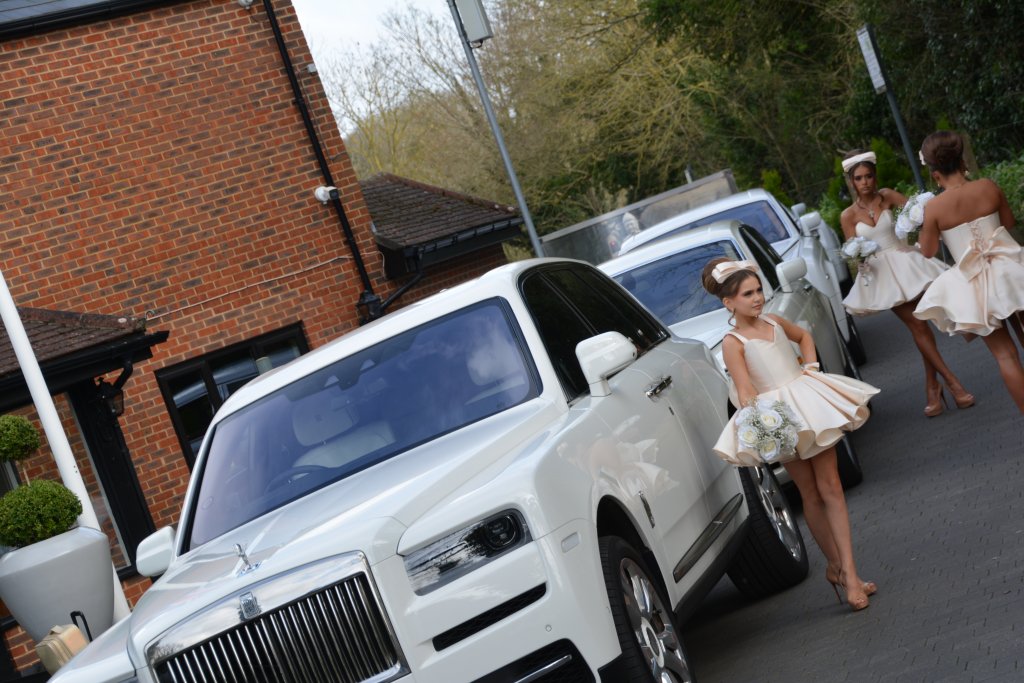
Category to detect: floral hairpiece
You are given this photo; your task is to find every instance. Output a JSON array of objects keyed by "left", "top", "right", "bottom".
[
  {"left": 841, "top": 151, "right": 877, "bottom": 173},
  {"left": 711, "top": 260, "right": 760, "bottom": 284},
  {"left": 918, "top": 150, "right": 926, "bottom": 166}
]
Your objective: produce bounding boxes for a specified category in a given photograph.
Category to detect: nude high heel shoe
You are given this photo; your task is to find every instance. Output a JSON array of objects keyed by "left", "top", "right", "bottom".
[
  {"left": 826, "top": 566, "right": 876, "bottom": 605},
  {"left": 924, "top": 384, "right": 947, "bottom": 417},
  {"left": 945, "top": 380, "right": 975, "bottom": 409}
]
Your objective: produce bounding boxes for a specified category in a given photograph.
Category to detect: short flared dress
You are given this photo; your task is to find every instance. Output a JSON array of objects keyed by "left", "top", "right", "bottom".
[
  {"left": 913, "top": 213, "right": 1024, "bottom": 336},
  {"left": 842, "top": 209, "right": 948, "bottom": 316},
  {"left": 713, "top": 317, "right": 880, "bottom": 467}
]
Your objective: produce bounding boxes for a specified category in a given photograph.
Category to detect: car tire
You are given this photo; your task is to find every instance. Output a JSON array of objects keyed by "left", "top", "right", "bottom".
[
  {"left": 845, "top": 315, "right": 867, "bottom": 366},
  {"left": 599, "top": 536, "right": 695, "bottom": 683},
  {"left": 835, "top": 435, "right": 863, "bottom": 488},
  {"left": 727, "top": 466, "right": 809, "bottom": 600}
]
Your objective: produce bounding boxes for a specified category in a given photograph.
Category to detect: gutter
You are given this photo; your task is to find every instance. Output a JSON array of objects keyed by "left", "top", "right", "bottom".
[{"left": 260, "top": 0, "right": 382, "bottom": 322}]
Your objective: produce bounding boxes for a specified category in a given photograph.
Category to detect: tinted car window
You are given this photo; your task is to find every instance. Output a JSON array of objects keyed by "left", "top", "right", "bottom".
[
  {"left": 545, "top": 267, "right": 667, "bottom": 352},
  {"left": 521, "top": 274, "right": 592, "bottom": 398},
  {"left": 740, "top": 225, "right": 783, "bottom": 290},
  {"left": 186, "top": 299, "right": 538, "bottom": 548},
  {"left": 613, "top": 240, "right": 742, "bottom": 325}
]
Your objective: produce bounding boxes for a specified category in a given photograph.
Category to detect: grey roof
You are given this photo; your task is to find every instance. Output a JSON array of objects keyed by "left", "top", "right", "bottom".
[
  {"left": 360, "top": 173, "right": 522, "bottom": 251},
  {"left": 0, "top": 0, "right": 184, "bottom": 39}
]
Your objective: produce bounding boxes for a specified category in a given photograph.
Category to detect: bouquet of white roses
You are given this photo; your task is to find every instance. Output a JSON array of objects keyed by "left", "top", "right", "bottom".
[
  {"left": 894, "top": 191, "right": 934, "bottom": 240},
  {"left": 841, "top": 236, "right": 880, "bottom": 285},
  {"left": 734, "top": 398, "right": 803, "bottom": 464}
]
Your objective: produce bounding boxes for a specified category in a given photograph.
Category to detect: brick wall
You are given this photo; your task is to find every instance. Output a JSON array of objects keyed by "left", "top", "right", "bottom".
[
  {"left": 395, "top": 245, "right": 511, "bottom": 306},
  {"left": 0, "top": 0, "right": 390, "bottom": 667}
]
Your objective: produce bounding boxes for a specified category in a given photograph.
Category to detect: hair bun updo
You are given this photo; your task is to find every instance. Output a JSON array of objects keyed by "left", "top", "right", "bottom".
[{"left": 920, "top": 131, "right": 964, "bottom": 175}]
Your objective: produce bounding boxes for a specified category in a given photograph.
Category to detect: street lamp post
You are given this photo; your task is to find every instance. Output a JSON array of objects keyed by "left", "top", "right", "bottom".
[
  {"left": 856, "top": 24, "right": 925, "bottom": 191},
  {"left": 448, "top": 0, "right": 544, "bottom": 257}
]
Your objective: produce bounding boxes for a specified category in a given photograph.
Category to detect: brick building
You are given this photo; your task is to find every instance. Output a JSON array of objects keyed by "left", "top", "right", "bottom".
[{"left": 0, "top": 0, "right": 518, "bottom": 673}]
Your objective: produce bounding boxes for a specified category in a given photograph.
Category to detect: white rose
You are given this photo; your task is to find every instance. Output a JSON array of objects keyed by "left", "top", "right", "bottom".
[
  {"left": 759, "top": 437, "right": 780, "bottom": 462},
  {"left": 908, "top": 203, "right": 925, "bottom": 224},
  {"left": 841, "top": 239, "right": 861, "bottom": 258},
  {"left": 737, "top": 425, "right": 760, "bottom": 449},
  {"left": 860, "top": 240, "right": 879, "bottom": 256},
  {"left": 758, "top": 409, "right": 783, "bottom": 429},
  {"left": 735, "top": 406, "right": 755, "bottom": 425}
]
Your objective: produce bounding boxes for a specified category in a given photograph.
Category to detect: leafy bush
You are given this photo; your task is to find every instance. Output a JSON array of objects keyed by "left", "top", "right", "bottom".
[
  {"left": 0, "top": 415, "right": 40, "bottom": 463},
  {"left": 0, "top": 480, "right": 82, "bottom": 548},
  {"left": 980, "top": 154, "right": 1024, "bottom": 242}
]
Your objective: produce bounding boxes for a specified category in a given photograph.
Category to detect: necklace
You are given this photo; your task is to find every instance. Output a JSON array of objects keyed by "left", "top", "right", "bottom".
[{"left": 856, "top": 195, "right": 881, "bottom": 221}]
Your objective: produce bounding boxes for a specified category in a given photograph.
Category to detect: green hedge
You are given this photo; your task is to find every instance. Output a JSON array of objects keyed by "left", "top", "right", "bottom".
[
  {"left": 0, "top": 415, "right": 40, "bottom": 463},
  {"left": 0, "top": 480, "right": 82, "bottom": 548}
]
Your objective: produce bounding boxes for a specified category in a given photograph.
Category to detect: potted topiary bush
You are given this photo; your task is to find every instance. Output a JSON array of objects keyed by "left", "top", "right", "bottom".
[{"left": 0, "top": 415, "right": 114, "bottom": 643}]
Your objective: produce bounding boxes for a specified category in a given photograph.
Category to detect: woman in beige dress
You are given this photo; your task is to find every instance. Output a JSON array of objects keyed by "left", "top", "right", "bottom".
[
  {"left": 840, "top": 151, "right": 974, "bottom": 417},
  {"left": 704, "top": 258, "right": 880, "bottom": 611},
  {"left": 913, "top": 131, "right": 1024, "bottom": 414}
]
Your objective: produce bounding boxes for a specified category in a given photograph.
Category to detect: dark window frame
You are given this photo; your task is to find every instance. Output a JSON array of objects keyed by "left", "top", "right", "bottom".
[{"left": 156, "top": 324, "right": 309, "bottom": 467}]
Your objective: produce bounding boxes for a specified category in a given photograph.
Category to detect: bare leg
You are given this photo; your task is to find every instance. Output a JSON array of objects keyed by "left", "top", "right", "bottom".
[
  {"left": 782, "top": 458, "right": 840, "bottom": 570},
  {"left": 981, "top": 327, "right": 1024, "bottom": 413},
  {"left": 891, "top": 301, "right": 964, "bottom": 388},
  {"left": 891, "top": 301, "right": 974, "bottom": 409},
  {"left": 783, "top": 449, "right": 871, "bottom": 608},
  {"left": 1008, "top": 312, "right": 1024, "bottom": 352}
]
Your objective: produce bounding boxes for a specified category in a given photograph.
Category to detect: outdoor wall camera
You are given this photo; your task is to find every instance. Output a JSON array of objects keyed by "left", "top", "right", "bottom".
[{"left": 314, "top": 186, "right": 337, "bottom": 204}]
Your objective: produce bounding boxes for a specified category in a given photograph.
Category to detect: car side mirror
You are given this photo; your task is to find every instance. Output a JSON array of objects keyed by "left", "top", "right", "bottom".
[
  {"left": 798, "top": 212, "right": 823, "bottom": 237},
  {"left": 790, "top": 202, "right": 807, "bottom": 217},
  {"left": 576, "top": 332, "right": 637, "bottom": 398},
  {"left": 136, "top": 526, "right": 176, "bottom": 577},
  {"left": 776, "top": 259, "right": 808, "bottom": 291}
]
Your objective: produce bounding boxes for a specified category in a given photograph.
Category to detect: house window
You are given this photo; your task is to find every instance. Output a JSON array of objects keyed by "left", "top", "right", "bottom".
[{"left": 157, "top": 325, "right": 309, "bottom": 466}]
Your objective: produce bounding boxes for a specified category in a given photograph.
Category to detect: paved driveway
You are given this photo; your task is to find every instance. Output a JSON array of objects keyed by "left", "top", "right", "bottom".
[{"left": 683, "top": 312, "right": 1024, "bottom": 682}]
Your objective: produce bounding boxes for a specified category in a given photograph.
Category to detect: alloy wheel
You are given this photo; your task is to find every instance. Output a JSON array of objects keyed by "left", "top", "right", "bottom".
[
  {"left": 755, "top": 466, "right": 803, "bottom": 562},
  {"left": 618, "top": 557, "right": 693, "bottom": 683}
]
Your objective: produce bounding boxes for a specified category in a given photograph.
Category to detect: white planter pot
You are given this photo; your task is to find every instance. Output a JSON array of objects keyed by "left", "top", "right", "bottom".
[{"left": 0, "top": 527, "right": 114, "bottom": 643}]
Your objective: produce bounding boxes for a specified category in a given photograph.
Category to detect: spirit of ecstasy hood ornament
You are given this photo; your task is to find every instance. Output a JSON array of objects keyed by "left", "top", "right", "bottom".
[{"left": 234, "top": 543, "right": 260, "bottom": 577}]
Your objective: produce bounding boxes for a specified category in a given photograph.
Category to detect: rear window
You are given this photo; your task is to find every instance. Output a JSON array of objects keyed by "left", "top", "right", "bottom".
[
  {"left": 185, "top": 299, "right": 539, "bottom": 548},
  {"left": 612, "top": 240, "right": 741, "bottom": 325}
]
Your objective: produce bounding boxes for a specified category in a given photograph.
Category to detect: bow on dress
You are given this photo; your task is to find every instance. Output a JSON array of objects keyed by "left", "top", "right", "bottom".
[{"left": 957, "top": 225, "right": 1022, "bottom": 281}]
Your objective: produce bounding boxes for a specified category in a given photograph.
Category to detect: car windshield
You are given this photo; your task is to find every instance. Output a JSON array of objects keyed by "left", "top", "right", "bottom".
[
  {"left": 642, "top": 200, "right": 791, "bottom": 248},
  {"left": 185, "top": 299, "right": 539, "bottom": 548},
  {"left": 612, "top": 241, "right": 741, "bottom": 324}
]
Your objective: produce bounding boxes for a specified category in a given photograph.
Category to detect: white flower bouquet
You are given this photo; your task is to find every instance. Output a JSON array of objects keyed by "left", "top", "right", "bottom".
[
  {"left": 841, "top": 236, "right": 880, "bottom": 285},
  {"left": 894, "top": 191, "right": 934, "bottom": 240},
  {"left": 734, "top": 398, "right": 803, "bottom": 464}
]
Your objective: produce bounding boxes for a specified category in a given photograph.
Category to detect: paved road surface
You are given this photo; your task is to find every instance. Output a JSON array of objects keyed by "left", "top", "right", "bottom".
[{"left": 683, "top": 312, "right": 1024, "bottom": 682}]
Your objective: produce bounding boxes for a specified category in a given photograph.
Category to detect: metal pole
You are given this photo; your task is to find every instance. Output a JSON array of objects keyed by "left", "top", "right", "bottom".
[
  {"left": 0, "top": 268, "right": 131, "bottom": 621},
  {"left": 886, "top": 88, "right": 925, "bottom": 192},
  {"left": 447, "top": 0, "right": 544, "bottom": 257}
]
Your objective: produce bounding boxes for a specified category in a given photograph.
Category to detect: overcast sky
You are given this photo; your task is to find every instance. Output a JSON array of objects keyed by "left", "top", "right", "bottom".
[{"left": 290, "top": 0, "right": 446, "bottom": 53}]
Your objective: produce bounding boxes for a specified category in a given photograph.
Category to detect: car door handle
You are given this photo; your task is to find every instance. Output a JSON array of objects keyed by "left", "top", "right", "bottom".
[{"left": 646, "top": 376, "right": 672, "bottom": 399}]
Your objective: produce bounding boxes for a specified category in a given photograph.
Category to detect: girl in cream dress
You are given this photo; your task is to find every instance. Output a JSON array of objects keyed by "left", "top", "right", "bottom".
[
  {"left": 704, "top": 258, "right": 880, "bottom": 611},
  {"left": 839, "top": 150, "right": 974, "bottom": 417},
  {"left": 913, "top": 131, "right": 1024, "bottom": 414}
]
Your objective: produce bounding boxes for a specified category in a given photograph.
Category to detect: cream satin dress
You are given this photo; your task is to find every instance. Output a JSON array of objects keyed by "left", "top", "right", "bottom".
[
  {"left": 842, "top": 209, "right": 948, "bottom": 316},
  {"left": 713, "top": 318, "right": 880, "bottom": 467},
  {"left": 914, "top": 213, "right": 1024, "bottom": 335}
]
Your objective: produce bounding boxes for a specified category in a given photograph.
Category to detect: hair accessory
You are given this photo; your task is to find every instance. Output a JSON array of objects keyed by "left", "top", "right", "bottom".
[
  {"left": 918, "top": 150, "right": 926, "bottom": 166},
  {"left": 711, "top": 260, "right": 760, "bottom": 284},
  {"left": 842, "top": 151, "right": 877, "bottom": 173}
]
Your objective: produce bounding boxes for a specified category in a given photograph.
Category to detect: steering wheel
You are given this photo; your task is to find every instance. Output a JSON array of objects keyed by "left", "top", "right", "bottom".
[{"left": 264, "top": 465, "right": 327, "bottom": 492}]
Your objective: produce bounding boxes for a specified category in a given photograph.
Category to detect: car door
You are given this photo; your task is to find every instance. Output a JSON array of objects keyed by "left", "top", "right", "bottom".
[{"left": 520, "top": 264, "right": 713, "bottom": 577}]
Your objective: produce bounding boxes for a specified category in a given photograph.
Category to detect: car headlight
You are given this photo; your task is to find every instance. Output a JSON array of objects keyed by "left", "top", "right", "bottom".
[{"left": 403, "top": 509, "right": 531, "bottom": 594}]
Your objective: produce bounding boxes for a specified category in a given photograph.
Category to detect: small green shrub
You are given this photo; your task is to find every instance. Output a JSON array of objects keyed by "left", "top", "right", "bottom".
[
  {"left": 0, "top": 480, "right": 81, "bottom": 548},
  {"left": 0, "top": 415, "right": 40, "bottom": 463}
]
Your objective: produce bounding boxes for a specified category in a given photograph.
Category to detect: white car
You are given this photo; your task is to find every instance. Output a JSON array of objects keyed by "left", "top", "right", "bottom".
[
  {"left": 619, "top": 189, "right": 866, "bottom": 366},
  {"left": 53, "top": 259, "right": 807, "bottom": 683},
  {"left": 601, "top": 221, "right": 864, "bottom": 486}
]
